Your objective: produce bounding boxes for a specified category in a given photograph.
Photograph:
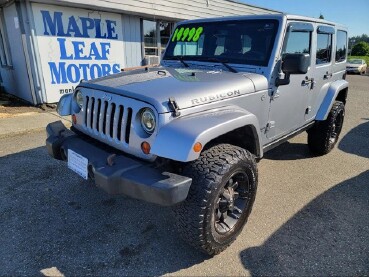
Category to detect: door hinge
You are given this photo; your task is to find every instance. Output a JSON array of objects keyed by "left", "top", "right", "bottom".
[
  {"left": 266, "top": 121, "right": 275, "bottom": 132},
  {"left": 305, "top": 106, "right": 312, "bottom": 114},
  {"left": 271, "top": 89, "right": 280, "bottom": 100}
]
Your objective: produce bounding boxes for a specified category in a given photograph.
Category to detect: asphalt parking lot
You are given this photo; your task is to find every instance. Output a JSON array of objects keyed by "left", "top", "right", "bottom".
[{"left": 0, "top": 74, "right": 368, "bottom": 276}]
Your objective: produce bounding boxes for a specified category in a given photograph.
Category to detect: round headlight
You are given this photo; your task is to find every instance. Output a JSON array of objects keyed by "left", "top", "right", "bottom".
[
  {"left": 141, "top": 108, "right": 156, "bottom": 134},
  {"left": 75, "top": 90, "right": 83, "bottom": 108}
]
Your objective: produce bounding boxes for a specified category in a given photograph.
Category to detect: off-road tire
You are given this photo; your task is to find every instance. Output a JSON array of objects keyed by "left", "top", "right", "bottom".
[
  {"left": 308, "top": 101, "right": 345, "bottom": 155},
  {"left": 172, "top": 144, "right": 258, "bottom": 255}
]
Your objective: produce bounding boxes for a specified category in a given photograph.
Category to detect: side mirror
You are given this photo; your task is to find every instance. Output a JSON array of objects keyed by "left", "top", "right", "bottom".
[{"left": 276, "top": 53, "right": 311, "bottom": 86}]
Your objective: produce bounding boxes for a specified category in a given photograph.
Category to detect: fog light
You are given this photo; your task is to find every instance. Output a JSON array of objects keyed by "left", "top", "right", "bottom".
[{"left": 141, "top": 141, "right": 151, "bottom": 154}]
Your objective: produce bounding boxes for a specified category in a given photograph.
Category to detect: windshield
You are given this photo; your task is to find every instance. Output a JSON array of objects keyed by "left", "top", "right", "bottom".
[
  {"left": 348, "top": 59, "right": 363, "bottom": 64},
  {"left": 163, "top": 19, "right": 279, "bottom": 67}
]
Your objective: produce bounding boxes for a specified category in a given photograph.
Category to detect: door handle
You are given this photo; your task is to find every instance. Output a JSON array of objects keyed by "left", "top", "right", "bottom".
[
  {"left": 324, "top": 72, "right": 333, "bottom": 79},
  {"left": 302, "top": 76, "right": 315, "bottom": 89}
]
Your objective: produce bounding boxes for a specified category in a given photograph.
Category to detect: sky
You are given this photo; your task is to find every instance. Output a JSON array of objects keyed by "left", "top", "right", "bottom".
[{"left": 242, "top": 0, "right": 369, "bottom": 37}]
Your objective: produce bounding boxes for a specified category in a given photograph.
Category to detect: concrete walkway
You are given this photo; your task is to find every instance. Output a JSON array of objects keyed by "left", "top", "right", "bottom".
[{"left": 0, "top": 111, "right": 71, "bottom": 138}]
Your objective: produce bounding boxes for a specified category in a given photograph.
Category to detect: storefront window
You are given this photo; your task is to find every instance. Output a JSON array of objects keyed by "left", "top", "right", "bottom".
[
  {"left": 143, "top": 20, "right": 158, "bottom": 56},
  {"left": 0, "top": 10, "right": 12, "bottom": 67},
  {"left": 160, "top": 22, "right": 173, "bottom": 52},
  {"left": 143, "top": 20, "right": 174, "bottom": 57}
]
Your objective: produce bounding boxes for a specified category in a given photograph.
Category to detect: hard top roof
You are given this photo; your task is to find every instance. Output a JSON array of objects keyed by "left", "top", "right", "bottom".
[{"left": 178, "top": 14, "right": 347, "bottom": 30}]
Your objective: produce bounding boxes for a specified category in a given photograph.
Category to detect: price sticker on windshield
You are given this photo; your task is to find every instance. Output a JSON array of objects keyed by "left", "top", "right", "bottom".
[{"left": 172, "top": 26, "right": 203, "bottom": 42}]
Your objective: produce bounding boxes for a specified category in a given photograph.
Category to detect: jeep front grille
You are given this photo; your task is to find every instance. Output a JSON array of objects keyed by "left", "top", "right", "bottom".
[{"left": 83, "top": 96, "right": 133, "bottom": 144}]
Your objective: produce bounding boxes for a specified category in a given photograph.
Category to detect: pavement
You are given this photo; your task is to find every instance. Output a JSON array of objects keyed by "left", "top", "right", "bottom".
[
  {"left": 0, "top": 74, "right": 368, "bottom": 276},
  {"left": 0, "top": 111, "right": 71, "bottom": 138},
  {"left": 0, "top": 92, "right": 70, "bottom": 138}
]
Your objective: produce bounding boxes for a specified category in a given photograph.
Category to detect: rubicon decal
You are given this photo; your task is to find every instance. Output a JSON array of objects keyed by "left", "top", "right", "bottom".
[{"left": 191, "top": 90, "right": 241, "bottom": 105}]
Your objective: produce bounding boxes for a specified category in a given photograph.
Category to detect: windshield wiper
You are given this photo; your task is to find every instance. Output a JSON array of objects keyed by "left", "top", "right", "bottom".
[
  {"left": 164, "top": 56, "right": 189, "bottom": 68},
  {"left": 205, "top": 57, "right": 238, "bottom": 73}
]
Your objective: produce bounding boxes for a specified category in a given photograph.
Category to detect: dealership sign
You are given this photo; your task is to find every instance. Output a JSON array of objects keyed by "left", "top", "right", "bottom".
[{"left": 32, "top": 4, "right": 124, "bottom": 102}]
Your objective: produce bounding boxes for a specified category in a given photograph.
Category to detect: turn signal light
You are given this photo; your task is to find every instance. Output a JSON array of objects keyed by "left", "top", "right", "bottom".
[
  {"left": 72, "top": 114, "right": 77, "bottom": 124},
  {"left": 193, "top": 142, "right": 202, "bottom": 153},
  {"left": 141, "top": 141, "right": 151, "bottom": 154}
]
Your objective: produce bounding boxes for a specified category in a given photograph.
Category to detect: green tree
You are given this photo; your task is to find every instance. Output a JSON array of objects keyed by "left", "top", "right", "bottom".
[
  {"left": 350, "top": 34, "right": 369, "bottom": 44},
  {"left": 351, "top": 41, "right": 369, "bottom": 56}
]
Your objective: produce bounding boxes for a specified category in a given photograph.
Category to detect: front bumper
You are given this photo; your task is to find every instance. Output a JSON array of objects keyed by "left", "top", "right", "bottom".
[
  {"left": 46, "top": 121, "right": 192, "bottom": 206},
  {"left": 346, "top": 68, "right": 361, "bottom": 73}
]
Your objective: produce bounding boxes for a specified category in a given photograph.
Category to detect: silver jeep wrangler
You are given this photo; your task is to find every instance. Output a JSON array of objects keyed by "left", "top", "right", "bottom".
[{"left": 46, "top": 14, "right": 349, "bottom": 255}]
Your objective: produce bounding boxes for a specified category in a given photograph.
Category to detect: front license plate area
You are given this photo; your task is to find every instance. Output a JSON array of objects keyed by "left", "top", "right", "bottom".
[{"left": 67, "top": 149, "right": 88, "bottom": 180}]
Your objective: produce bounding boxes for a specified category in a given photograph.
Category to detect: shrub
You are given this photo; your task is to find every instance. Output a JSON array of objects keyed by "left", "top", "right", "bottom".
[{"left": 351, "top": 42, "right": 369, "bottom": 56}]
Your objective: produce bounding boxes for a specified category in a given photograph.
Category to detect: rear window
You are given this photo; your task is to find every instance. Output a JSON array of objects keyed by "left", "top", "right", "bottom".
[
  {"left": 336, "top": 30, "right": 347, "bottom": 63},
  {"left": 316, "top": 33, "right": 332, "bottom": 65}
]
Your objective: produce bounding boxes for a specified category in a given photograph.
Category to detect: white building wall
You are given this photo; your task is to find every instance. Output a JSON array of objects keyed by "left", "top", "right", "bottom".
[
  {"left": 1, "top": 3, "right": 34, "bottom": 103},
  {"left": 33, "top": 0, "right": 277, "bottom": 19},
  {"left": 122, "top": 15, "right": 142, "bottom": 68}
]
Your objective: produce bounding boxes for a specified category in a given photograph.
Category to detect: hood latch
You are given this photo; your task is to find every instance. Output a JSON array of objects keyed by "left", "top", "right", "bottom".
[{"left": 168, "top": 97, "right": 181, "bottom": 117}]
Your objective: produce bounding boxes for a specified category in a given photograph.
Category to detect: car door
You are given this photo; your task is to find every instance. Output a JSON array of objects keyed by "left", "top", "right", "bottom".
[
  {"left": 305, "top": 25, "right": 335, "bottom": 121},
  {"left": 267, "top": 22, "right": 314, "bottom": 139}
]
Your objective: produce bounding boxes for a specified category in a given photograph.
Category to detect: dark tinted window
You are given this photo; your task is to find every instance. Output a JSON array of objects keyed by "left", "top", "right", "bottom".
[
  {"left": 143, "top": 20, "right": 158, "bottom": 56},
  {"left": 283, "top": 31, "right": 311, "bottom": 54},
  {"left": 160, "top": 22, "right": 174, "bottom": 52},
  {"left": 316, "top": 33, "right": 332, "bottom": 64},
  {"left": 164, "top": 20, "right": 279, "bottom": 66},
  {"left": 336, "top": 30, "right": 347, "bottom": 62}
]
